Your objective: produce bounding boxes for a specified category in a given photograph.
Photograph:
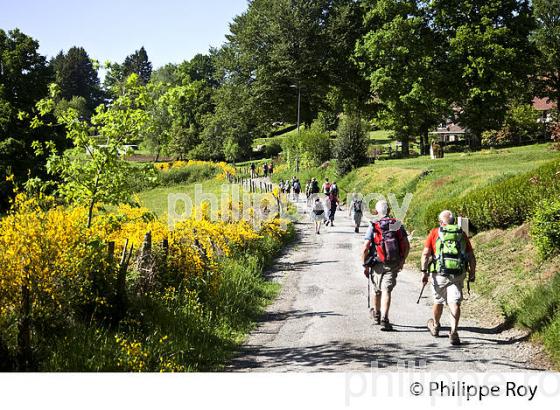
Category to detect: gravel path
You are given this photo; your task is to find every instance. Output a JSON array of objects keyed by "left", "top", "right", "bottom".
[{"left": 227, "top": 196, "right": 546, "bottom": 372}]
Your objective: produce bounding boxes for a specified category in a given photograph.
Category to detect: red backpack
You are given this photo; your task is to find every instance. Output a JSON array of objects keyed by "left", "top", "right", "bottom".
[{"left": 368, "top": 218, "right": 407, "bottom": 267}]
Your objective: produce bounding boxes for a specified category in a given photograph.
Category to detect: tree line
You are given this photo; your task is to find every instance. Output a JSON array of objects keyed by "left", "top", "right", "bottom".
[{"left": 1, "top": 0, "right": 560, "bottom": 208}]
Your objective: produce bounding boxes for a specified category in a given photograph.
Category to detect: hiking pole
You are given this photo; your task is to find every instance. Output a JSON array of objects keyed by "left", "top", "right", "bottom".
[{"left": 416, "top": 283, "right": 427, "bottom": 304}]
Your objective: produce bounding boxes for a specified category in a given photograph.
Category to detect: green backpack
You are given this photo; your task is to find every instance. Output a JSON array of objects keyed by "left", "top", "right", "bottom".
[{"left": 433, "top": 225, "right": 468, "bottom": 276}]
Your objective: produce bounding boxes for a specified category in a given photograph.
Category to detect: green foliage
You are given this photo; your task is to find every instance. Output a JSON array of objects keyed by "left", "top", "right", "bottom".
[
  {"left": 51, "top": 46, "right": 103, "bottom": 112},
  {"left": 482, "top": 103, "right": 543, "bottom": 147},
  {"left": 334, "top": 113, "right": 367, "bottom": 175},
  {"left": 221, "top": 0, "right": 366, "bottom": 133},
  {"left": 423, "top": 159, "right": 560, "bottom": 232},
  {"left": 38, "top": 222, "right": 293, "bottom": 371},
  {"left": 532, "top": 0, "right": 560, "bottom": 113},
  {"left": 123, "top": 46, "right": 152, "bottom": 85},
  {"left": 531, "top": 198, "right": 560, "bottom": 260},
  {"left": 515, "top": 272, "right": 560, "bottom": 334},
  {"left": 431, "top": 0, "right": 535, "bottom": 148},
  {"left": 0, "top": 28, "right": 56, "bottom": 210},
  {"left": 33, "top": 75, "right": 152, "bottom": 227},
  {"left": 281, "top": 120, "right": 332, "bottom": 169},
  {"left": 356, "top": 0, "right": 448, "bottom": 156}
]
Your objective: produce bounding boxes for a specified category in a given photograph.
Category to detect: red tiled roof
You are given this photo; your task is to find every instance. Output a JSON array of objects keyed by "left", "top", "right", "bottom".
[{"left": 533, "top": 97, "right": 556, "bottom": 111}]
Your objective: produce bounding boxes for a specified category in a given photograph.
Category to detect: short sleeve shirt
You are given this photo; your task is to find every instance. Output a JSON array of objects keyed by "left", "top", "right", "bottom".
[{"left": 424, "top": 227, "right": 473, "bottom": 255}]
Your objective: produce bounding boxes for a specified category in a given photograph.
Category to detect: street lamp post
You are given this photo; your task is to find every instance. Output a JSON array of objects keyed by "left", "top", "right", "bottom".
[{"left": 291, "top": 83, "right": 301, "bottom": 173}]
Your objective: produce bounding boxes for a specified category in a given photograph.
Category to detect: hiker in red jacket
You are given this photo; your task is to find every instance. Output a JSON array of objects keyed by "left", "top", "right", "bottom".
[{"left": 362, "top": 200, "right": 410, "bottom": 331}]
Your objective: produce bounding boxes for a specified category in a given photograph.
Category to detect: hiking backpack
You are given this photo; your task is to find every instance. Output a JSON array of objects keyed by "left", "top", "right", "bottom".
[
  {"left": 434, "top": 225, "right": 468, "bottom": 276},
  {"left": 311, "top": 180, "right": 319, "bottom": 193},
  {"left": 353, "top": 200, "right": 363, "bottom": 213},
  {"left": 368, "top": 218, "right": 405, "bottom": 267}
]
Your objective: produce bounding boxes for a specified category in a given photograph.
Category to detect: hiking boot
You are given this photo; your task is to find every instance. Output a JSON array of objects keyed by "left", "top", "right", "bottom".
[
  {"left": 369, "top": 308, "right": 381, "bottom": 325},
  {"left": 325, "top": 220, "right": 330, "bottom": 226},
  {"left": 380, "top": 319, "right": 393, "bottom": 331},
  {"left": 427, "top": 319, "right": 441, "bottom": 337},
  {"left": 449, "top": 331, "right": 461, "bottom": 346},
  {"left": 354, "top": 227, "right": 359, "bottom": 233}
]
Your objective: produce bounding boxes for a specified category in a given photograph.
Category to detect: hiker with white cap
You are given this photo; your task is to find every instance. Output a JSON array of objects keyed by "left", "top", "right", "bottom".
[
  {"left": 362, "top": 200, "right": 410, "bottom": 331},
  {"left": 421, "top": 210, "right": 476, "bottom": 345}
]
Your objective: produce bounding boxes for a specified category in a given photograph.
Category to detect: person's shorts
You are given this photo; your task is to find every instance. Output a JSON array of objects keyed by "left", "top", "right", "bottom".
[
  {"left": 431, "top": 272, "right": 466, "bottom": 305},
  {"left": 371, "top": 264, "right": 398, "bottom": 295},
  {"left": 312, "top": 210, "right": 325, "bottom": 222}
]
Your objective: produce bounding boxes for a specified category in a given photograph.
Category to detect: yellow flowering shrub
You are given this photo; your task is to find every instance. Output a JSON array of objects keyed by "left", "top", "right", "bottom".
[
  {"left": 0, "top": 191, "right": 290, "bottom": 371},
  {"left": 154, "top": 160, "right": 236, "bottom": 180}
]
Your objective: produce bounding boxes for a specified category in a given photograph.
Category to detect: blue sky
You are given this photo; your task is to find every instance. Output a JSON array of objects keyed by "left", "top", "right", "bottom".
[{"left": 0, "top": 0, "right": 248, "bottom": 68}]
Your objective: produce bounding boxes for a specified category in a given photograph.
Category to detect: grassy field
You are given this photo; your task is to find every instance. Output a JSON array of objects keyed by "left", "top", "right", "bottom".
[{"left": 339, "top": 143, "right": 559, "bottom": 232}]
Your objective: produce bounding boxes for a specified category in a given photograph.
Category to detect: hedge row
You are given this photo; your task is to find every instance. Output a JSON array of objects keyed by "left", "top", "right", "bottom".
[{"left": 422, "top": 159, "right": 560, "bottom": 233}]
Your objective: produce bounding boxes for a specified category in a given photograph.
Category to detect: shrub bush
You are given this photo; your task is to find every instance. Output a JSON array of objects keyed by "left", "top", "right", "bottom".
[
  {"left": 281, "top": 120, "right": 331, "bottom": 169},
  {"left": 0, "top": 194, "right": 291, "bottom": 371},
  {"left": 335, "top": 113, "right": 368, "bottom": 175},
  {"left": 422, "top": 159, "right": 560, "bottom": 233},
  {"left": 531, "top": 198, "right": 560, "bottom": 260}
]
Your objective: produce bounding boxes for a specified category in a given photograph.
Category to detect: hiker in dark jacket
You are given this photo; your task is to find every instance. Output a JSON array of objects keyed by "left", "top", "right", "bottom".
[{"left": 362, "top": 200, "right": 410, "bottom": 331}]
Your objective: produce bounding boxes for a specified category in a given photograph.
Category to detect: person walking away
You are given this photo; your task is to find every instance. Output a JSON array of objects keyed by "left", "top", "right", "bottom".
[
  {"left": 293, "top": 179, "right": 301, "bottom": 202},
  {"left": 263, "top": 163, "right": 269, "bottom": 178},
  {"left": 312, "top": 197, "right": 327, "bottom": 234},
  {"left": 268, "top": 163, "right": 273, "bottom": 175},
  {"left": 285, "top": 180, "right": 291, "bottom": 198},
  {"left": 311, "top": 178, "right": 320, "bottom": 195},
  {"left": 420, "top": 210, "right": 476, "bottom": 345},
  {"left": 322, "top": 178, "right": 332, "bottom": 195},
  {"left": 362, "top": 200, "right": 410, "bottom": 331},
  {"left": 325, "top": 191, "right": 339, "bottom": 226},
  {"left": 250, "top": 162, "right": 256, "bottom": 179},
  {"left": 305, "top": 180, "right": 311, "bottom": 199},
  {"left": 348, "top": 194, "right": 364, "bottom": 233},
  {"left": 331, "top": 181, "right": 339, "bottom": 196},
  {"left": 279, "top": 180, "right": 285, "bottom": 194}
]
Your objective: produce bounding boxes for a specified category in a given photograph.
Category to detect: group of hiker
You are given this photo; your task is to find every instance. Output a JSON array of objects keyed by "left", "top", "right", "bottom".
[
  {"left": 307, "top": 178, "right": 341, "bottom": 234},
  {"left": 249, "top": 162, "right": 273, "bottom": 179},
  {"left": 271, "top": 171, "right": 475, "bottom": 345},
  {"left": 279, "top": 177, "right": 302, "bottom": 201},
  {"left": 361, "top": 200, "right": 476, "bottom": 345}
]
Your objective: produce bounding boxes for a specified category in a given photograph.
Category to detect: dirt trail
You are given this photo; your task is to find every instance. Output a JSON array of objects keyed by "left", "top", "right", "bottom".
[{"left": 228, "top": 195, "right": 545, "bottom": 372}]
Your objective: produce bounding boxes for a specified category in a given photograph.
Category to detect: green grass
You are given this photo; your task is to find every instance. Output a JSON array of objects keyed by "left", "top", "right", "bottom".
[
  {"left": 338, "top": 143, "right": 559, "bottom": 232},
  {"left": 368, "top": 129, "right": 394, "bottom": 145},
  {"left": 464, "top": 226, "right": 560, "bottom": 369}
]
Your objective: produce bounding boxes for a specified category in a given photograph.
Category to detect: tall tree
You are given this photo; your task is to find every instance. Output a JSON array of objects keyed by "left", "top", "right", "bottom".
[
  {"left": 220, "top": 0, "right": 365, "bottom": 131},
  {"left": 51, "top": 46, "right": 102, "bottom": 113},
  {"left": 356, "top": 0, "right": 449, "bottom": 157},
  {"left": 0, "top": 29, "right": 54, "bottom": 209},
  {"left": 123, "top": 46, "right": 152, "bottom": 84},
  {"left": 432, "top": 0, "right": 535, "bottom": 149},
  {"left": 532, "top": 0, "right": 560, "bottom": 112}
]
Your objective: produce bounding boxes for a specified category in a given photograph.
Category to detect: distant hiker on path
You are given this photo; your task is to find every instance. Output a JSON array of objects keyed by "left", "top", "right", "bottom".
[
  {"left": 312, "top": 197, "right": 327, "bottom": 234},
  {"left": 293, "top": 179, "right": 301, "bottom": 202},
  {"left": 268, "top": 163, "right": 273, "bottom": 175},
  {"left": 362, "top": 200, "right": 410, "bottom": 331},
  {"left": 421, "top": 210, "right": 476, "bottom": 345},
  {"left": 310, "top": 177, "right": 320, "bottom": 195},
  {"left": 263, "top": 163, "right": 269, "bottom": 177},
  {"left": 322, "top": 178, "right": 332, "bottom": 195},
  {"left": 326, "top": 191, "right": 339, "bottom": 226},
  {"left": 250, "top": 163, "right": 256, "bottom": 179},
  {"left": 348, "top": 193, "right": 364, "bottom": 233}
]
